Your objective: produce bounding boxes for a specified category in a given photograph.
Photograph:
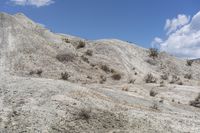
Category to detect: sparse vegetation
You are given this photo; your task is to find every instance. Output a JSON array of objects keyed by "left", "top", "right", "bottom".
[
  {"left": 186, "top": 60, "right": 193, "bottom": 66},
  {"left": 144, "top": 73, "right": 157, "bottom": 83},
  {"left": 56, "top": 53, "right": 75, "bottom": 62},
  {"left": 189, "top": 93, "right": 200, "bottom": 108},
  {"left": 85, "top": 49, "right": 93, "bottom": 56},
  {"left": 148, "top": 48, "right": 158, "bottom": 59},
  {"left": 77, "top": 41, "right": 86, "bottom": 49},
  {"left": 184, "top": 73, "right": 192, "bottom": 79},
  {"left": 61, "top": 72, "right": 70, "bottom": 80},
  {"left": 150, "top": 89, "right": 158, "bottom": 97},
  {"left": 111, "top": 73, "right": 121, "bottom": 80}
]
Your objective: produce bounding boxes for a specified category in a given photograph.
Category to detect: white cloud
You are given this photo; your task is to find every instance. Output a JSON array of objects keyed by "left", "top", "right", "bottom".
[
  {"left": 157, "top": 11, "right": 200, "bottom": 59},
  {"left": 10, "top": 0, "right": 54, "bottom": 7},
  {"left": 151, "top": 37, "right": 163, "bottom": 48},
  {"left": 164, "top": 14, "right": 190, "bottom": 35}
]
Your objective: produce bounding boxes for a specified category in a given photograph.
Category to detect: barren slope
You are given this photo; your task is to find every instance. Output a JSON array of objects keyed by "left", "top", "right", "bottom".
[{"left": 0, "top": 12, "right": 200, "bottom": 133}]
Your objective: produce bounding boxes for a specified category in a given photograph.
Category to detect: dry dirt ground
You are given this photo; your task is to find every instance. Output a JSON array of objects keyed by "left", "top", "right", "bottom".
[{"left": 0, "top": 12, "right": 200, "bottom": 133}]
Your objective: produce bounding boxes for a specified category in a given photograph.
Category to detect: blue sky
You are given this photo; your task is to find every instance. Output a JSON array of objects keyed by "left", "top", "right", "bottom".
[{"left": 1, "top": 0, "right": 200, "bottom": 58}]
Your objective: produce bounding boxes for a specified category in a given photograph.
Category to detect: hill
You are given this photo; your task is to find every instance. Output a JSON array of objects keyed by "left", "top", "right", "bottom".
[{"left": 0, "top": 12, "right": 200, "bottom": 132}]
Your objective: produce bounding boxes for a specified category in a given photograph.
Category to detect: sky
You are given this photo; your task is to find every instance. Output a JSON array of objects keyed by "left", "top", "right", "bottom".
[{"left": 0, "top": 0, "right": 200, "bottom": 58}]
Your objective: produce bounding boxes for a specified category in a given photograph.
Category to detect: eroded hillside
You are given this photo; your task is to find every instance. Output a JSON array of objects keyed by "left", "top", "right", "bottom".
[{"left": 0, "top": 12, "right": 200, "bottom": 133}]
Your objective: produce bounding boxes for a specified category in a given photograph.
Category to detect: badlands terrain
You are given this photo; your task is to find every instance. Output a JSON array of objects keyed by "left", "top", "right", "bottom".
[{"left": 0, "top": 12, "right": 200, "bottom": 133}]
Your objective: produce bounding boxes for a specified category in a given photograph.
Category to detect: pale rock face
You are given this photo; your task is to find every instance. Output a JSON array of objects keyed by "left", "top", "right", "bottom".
[{"left": 0, "top": 13, "right": 200, "bottom": 132}]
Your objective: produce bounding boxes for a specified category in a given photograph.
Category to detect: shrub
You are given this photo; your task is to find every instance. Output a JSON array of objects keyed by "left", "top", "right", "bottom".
[
  {"left": 150, "top": 103, "right": 159, "bottom": 110},
  {"left": 150, "top": 89, "right": 158, "bottom": 97},
  {"left": 144, "top": 73, "right": 157, "bottom": 83},
  {"left": 77, "top": 41, "right": 86, "bottom": 49},
  {"left": 61, "top": 72, "right": 70, "bottom": 80},
  {"left": 78, "top": 108, "right": 91, "bottom": 121},
  {"left": 148, "top": 48, "right": 158, "bottom": 59},
  {"left": 100, "top": 75, "right": 106, "bottom": 84},
  {"left": 85, "top": 50, "right": 93, "bottom": 56},
  {"left": 56, "top": 53, "right": 75, "bottom": 62},
  {"left": 186, "top": 60, "right": 193, "bottom": 66},
  {"left": 189, "top": 93, "right": 200, "bottom": 108},
  {"left": 29, "top": 69, "right": 43, "bottom": 76},
  {"left": 160, "top": 73, "right": 168, "bottom": 80},
  {"left": 111, "top": 73, "right": 121, "bottom": 80},
  {"left": 184, "top": 73, "right": 192, "bottom": 79},
  {"left": 146, "top": 58, "right": 157, "bottom": 65},
  {"left": 36, "top": 69, "right": 43, "bottom": 76},
  {"left": 169, "top": 75, "right": 180, "bottom": 84},
  {"left": 62, "top": 38, "right": 70, "bottom": 43},
  {"left": 100, "top": 64, "right": 110, "bottom": 73},
  {"left": 129, "top": 79, "right": 136, "bottom": 84},
  {"left": 81, "top": 56, "right": 89, "bottom": 63}
]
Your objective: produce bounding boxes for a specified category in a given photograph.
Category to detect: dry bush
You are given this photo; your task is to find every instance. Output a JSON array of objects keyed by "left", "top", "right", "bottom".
[
  {"left": 111, "top": 73, "right": 121, "bottom": 80},
  {"left": 100, "top": 75, "right": 106, "bottom": 84},
  {"left": 148, "top": 48, "right": 158, "bottom": 59},
  {"left": 189, "top": 93, "right": 200, "bottom": 108},
  {"left": 85, "top": 49, "right": 93, "bottom": 56},
  {"left": 62, "top": 38, "right": 70, "bottom": 43},
  {"left": 160, "top": 73, "right": 168, "bottom": 80},
  {"left": 129, "top": 79, "right": 136, "bottom": 84},
  {"left": 56, "top": 53, "right": 75, "bottom": 62},
  {"left": 150, "top": 103, "right": 159, "bottom": 110},
  {"left": 76, "top": 41, "right": 86, "bottom": 49},
  {"left": 159, "top": 81, "right": 165, "bottom": 87},
  {"left": 81, "top": 56, "right": 89, "bottom": 63},
  {"left": 78, "top": 108, "right": 91, "bottom": 121},
  {"left": 146, "top": 58, "right": 157, "bottom": 65},
  {"left": 184, "top": 73, "right": 192, "bottom": 79},
  {"left": 169, "top": 75, "right": 180, "bottom": 84},
  {"left": 186, "top": 60, "right": 193, "bottom": 66},
  {"left": 122, "top": 86, "right": 129, "bottom": 91},
  {"left": 29, "top": 69, "right": 43, "bottom": 76},
  {"left": 100, "top": 64, "right": 110, "bottom": 73},
  {"left": 144, "top": 73, "right": 157, "bottom": 83},
  {"left": 61, "top": 72, "right": 70, "bottom": 80},
  {"left": 150, "top": 89, "right": 158, "bottom": 97}
]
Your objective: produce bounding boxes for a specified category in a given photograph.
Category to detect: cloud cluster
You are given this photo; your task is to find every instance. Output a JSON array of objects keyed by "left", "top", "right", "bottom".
[
  {"left": 153, "top": 11, "right": 200, "bottom": 59},
  {"left": 10, "top": 0, "right": 54, "bottom": 7}
]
